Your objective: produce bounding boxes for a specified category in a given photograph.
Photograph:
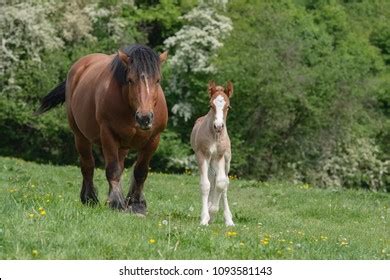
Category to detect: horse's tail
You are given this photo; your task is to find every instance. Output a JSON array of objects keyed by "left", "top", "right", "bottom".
[{"left": 34, "top": 80, "right": 66, "bottom": 115}]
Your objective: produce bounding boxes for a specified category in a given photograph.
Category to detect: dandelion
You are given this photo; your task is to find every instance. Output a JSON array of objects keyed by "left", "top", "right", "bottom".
[
  {"left": 162, "top": 220, "right": 168, "bottom": 226},
  {"left": 38, "top": 207, "right": 46, "bottom": 216},
  {"left": 320, "top": 235, "right": 328, "bottom": 241},
  {"left": 32, "top": 250, "right": 38, "bottom": 257},
  {"left": 260, "top": 235, "right": 270, "bottom": 245},
  {"left": 226, "top": 231, "right": 238, "bottom": 237},
  {"left": 339, "top": 238, "right": 349, "bottom": 247},
  {"left": 260, "top": 239, "right": 269, "bottom": 245},
  {"left": 148, "top": 239, "right": 156, "bottom": 244}
]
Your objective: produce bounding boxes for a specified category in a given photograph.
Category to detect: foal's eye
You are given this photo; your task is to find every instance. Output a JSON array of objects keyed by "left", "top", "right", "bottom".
[
  {"left": 128, "top": 79, "right": 134, "bottom": 85},
  {"left": 156, "top": 79, "right": 160, "bottom": 84}
]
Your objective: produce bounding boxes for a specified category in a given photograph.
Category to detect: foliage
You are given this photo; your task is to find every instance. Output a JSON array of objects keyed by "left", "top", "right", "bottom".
[
  {"left": 163, "top": 5, "right": 232, "bottom": 126},
  {"left": 1, "top": 0, "right": 389, "bottom": 191},
  {"left": 214, "top": 0, "right": 389, "bottom": 186},
  {"left": 298, "top": 139, "right": 390, "bottom": 191}
]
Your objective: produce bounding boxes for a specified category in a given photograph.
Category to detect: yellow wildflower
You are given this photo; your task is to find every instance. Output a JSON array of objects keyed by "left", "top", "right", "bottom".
[
  {"left": 260, "top": 237, "right": 270, "bottom": 245},
  {"left": 226, "top": 231, "right": 238, "bottom": 237},
  {"left": 148, "top": 239, "right": 156, "bottom": 244},
  {"left": 39, "top": 208, "right": 46, "bottom": 216},
  {"left": 339, "top": 238, "right": 349, "bottom": 246}
]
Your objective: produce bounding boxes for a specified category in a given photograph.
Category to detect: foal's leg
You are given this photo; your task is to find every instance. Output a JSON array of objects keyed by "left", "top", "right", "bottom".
[
  {"left": 222, "top": 153, "right": 234, "bottom": 226},
  {"left": 209, "top": 156, "right": 234, "bottom": 226},
  {"left": 75, "top": 135, "right": 98, "bottom": 205},
  {"left": 196, "top": 153, "right": 211, "bottom": 225},
  {"left": 126, "top": 135, "right": 160, "bottom": 216},
  {"left": 100, "top": 126, "right": 125, "bottom": 210}
]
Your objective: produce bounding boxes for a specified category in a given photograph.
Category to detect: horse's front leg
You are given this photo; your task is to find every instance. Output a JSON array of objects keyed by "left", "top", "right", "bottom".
[
  {"left": 196, "top": 153, "right": 211, "bottom": 225},
  {"left": 126, "top": 135, "right": 160, "bottom": 216},
  {"left": 101, "top": 125, "right": 125, "bottom": 210}
]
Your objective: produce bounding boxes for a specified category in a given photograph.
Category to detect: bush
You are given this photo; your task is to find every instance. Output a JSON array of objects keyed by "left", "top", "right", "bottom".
[{"left": 314, "top": 139, "right": 390, "bottom": 191}]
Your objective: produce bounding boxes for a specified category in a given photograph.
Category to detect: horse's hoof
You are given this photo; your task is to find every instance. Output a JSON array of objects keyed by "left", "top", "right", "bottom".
[
  {"left": 107, "top": 190, "right": 126, "bottom": 210},
  {"left": 81, "top": 194, "right": 99, "bottom": 206},
  {"left": 129, "top": 202, "right": 147, "bottom": 216},
  {"left": 108, "top": 200, "right": 126, "bottom": 210}
]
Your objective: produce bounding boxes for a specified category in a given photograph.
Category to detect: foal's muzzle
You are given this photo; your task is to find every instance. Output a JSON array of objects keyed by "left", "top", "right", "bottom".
[
  {"left": 135, "top": 111, "right": 154, "bottom": 130},
  {"left": 214, "top": 123, "right": 224, "bottom": 133}
]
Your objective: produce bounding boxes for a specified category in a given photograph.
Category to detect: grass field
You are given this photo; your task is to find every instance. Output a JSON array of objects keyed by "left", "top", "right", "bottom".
[{"left": 0, "top": 156, "right": 389, "bottom": 259}]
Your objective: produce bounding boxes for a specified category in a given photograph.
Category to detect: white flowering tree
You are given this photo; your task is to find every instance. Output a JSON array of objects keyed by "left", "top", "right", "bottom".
[{"left": 164, "top": 5, "right": 232, "bottom": 123}]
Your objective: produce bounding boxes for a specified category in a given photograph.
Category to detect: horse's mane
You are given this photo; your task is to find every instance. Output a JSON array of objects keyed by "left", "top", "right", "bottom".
[{"left": 111, "top": 44, "right": 160, "bottom": 85}]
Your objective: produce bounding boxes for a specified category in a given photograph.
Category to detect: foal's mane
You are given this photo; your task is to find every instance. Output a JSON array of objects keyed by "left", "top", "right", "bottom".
[{"left": 111, "top": 44, "right": 160, "bottom": 85}]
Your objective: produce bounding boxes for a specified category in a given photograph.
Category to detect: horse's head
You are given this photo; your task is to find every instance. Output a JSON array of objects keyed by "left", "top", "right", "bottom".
[
  {"left": 208, "top": 81, "right": 233, "bottom": 133},
  {"left": 114, "top": 45, "right": 168, "bottom": 130}
]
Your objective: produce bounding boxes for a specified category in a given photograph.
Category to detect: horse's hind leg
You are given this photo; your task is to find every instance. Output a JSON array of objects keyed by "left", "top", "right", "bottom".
[{"left": 75, "top": 135, "right": 99, "bottom": 205}]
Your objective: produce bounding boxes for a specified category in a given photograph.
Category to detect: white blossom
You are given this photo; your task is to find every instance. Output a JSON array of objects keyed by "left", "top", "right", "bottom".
[{"left": 164, "top": 6, "right": 233, "bottom": 122}]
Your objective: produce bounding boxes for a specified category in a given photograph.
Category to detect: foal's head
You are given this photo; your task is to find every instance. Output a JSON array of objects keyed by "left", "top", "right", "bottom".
[
  {"left": 208, "top": 81, "right": 233, "bottom": 133},
  {"left": 112, "top": 44, "right": 168, "bottom": 130}
]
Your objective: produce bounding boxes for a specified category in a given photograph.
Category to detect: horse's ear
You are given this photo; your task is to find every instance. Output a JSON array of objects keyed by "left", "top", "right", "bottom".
[
  {"left": 226, "top": 81, "right": 233, "bottom": 98},
  {"left": 118, "top": 50, "right": 129, "bottom": 67},
  {"left": 159, "top": 51, "right": 168, "bottom": 64},
  {"left": 208, "top": 81, "right": 216, "bottom": 97}
]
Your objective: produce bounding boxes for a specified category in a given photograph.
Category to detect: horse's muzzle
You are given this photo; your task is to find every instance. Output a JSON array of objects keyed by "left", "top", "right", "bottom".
[{"left": 135, "top": 111, "right": 154, "bottom": 130}]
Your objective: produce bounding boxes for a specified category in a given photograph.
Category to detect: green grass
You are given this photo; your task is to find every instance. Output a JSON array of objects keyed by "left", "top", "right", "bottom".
[{"left": 0, "top": 156, "right": 389, "bottom": 260}]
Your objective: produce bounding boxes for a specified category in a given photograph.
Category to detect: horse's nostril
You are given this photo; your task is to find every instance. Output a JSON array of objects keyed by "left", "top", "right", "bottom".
[{"left": 135, "top": 111, "right": 153, "bottom": 128}]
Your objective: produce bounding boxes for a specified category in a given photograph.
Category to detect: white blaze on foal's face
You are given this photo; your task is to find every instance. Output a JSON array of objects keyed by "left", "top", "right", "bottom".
[{"left": 212, "top": 94, "right": 226, "bottom": 132}]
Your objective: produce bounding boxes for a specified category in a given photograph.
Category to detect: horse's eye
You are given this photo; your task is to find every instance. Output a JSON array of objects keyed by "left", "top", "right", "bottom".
[
  {"left": 156, "top": 79, "right": 160, "bottom": 84},
  {"left": 128, "top": 79, "right": 134, "bottom": 85}
]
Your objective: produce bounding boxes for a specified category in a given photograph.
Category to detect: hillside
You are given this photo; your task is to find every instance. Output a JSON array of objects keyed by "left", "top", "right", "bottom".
[{"left": 0, "top": 157, "right": 388, "bottom": 259}]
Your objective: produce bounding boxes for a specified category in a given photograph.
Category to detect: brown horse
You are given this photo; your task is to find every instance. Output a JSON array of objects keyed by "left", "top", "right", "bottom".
[{"left": 36, "top": 44, "right": 168, "bottom": 215}]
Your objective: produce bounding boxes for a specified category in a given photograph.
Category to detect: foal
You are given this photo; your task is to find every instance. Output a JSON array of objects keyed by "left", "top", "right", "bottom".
[{"left": 191, "top": 81, "right": 234, "bottom": 226}]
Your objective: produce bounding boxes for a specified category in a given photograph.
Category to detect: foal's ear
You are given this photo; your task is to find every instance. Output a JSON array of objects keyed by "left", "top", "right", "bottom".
[
  {"left": 226, "top": 81, "right": 234, "bottom": 98},
  {"left": 118, "top": 50, "right": 130, "bottom": 67},
  {"left": 208, "top": 81, "right": 216, "bottom": 97},
  {"left": 159, "top": 51, "right": 168, "bottom": 64}
]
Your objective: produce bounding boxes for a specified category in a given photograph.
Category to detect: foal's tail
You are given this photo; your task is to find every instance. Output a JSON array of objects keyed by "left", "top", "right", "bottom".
[{"left": 34, "top": 80, "right": 66, "bottom": 115}]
